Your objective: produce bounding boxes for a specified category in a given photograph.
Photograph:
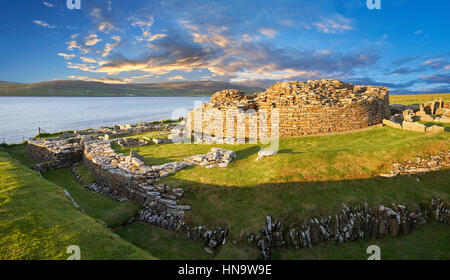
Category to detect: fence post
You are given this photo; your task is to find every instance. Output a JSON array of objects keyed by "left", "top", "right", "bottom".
[{"left": 38, "top": 127, "right": 41, "bottom": 135}]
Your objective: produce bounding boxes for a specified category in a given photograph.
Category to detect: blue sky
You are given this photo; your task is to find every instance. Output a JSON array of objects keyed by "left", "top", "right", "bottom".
[{"left": 0, "top": 0, "right": 449, "bottom": 93}]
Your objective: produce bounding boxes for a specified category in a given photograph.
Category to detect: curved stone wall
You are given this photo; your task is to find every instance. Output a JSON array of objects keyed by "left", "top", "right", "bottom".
[{"left": 187, "top": 79, "right": 390, "bottom": 138}]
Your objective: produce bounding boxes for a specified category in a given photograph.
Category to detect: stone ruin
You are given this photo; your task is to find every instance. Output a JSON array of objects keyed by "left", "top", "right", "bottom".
[
  {"left": 117, "top": 137, "right": 149, "bottom": 147},
  {"left": 76, "top": 122, "right": 176, "bottom": 139},
  {"left": 186, "top": 79, "right": 390, "bottom": 139},
  {"left": 26, "top": 121, "right": 178, "bottom": 172},
  {"left": 83, "top": 139, "right": 235, "bottom": 250},
  {"left": 29, "top": 130, "right": 237, "bottom": 250},
  {"left": 27, "top": 135, "right": 94, "bottom": 172},
  {"left": 380, "top": 151, "right": 450, "bottom": 178},
  {"left": 384, "top": 99, "right": 450, "bottom": 132},
  {"left": 184, "top": 148, "right": 236, "bottom": 168}
]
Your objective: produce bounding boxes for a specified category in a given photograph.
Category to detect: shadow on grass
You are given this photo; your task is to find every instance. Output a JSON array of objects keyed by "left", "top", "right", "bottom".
[
  {"left": 122, "top": 169, "right": 450, "bottom": 260},
  {"left": 234, "top": 145, "right": 261, "bottom": 161},
  {"left": 278, "top": 149, "right": 303, "bottom": 154},
  {"left": 163, "top": 169, "right": 450, "bottom": 235}
]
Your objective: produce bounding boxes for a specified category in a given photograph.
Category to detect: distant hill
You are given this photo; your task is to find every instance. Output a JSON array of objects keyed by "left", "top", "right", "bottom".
[{"left": 0, "top": 80, "right": 264, "bottom": 97}]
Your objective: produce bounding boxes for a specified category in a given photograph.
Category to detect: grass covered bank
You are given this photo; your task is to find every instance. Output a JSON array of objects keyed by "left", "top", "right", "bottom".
[{"left": 0, "top": 149, "right": 155, "bottom": 260}]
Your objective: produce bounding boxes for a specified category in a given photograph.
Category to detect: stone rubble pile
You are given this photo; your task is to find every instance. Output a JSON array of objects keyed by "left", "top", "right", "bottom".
[
  {"left": 208, "top": 89, "right": 255, "bottom": 108},
  {"left": 249, "top": 199, "right": 450, "bottom": 260},
  {"left": 429, "top": 198, "right": 450, "bottom": 224},
  {"left": 118, "top": 137, "right": 149, "bottom": 147},
  {"left": 255, "top": 79, "right": 387, "bottom": 106},
  {"left": 184, "top": 148, "right": 236, "bottom": 168},
  {"left": 380, "top": 151, "right": 450, "bottom": 178},
  {"left": 83, "top": 182, "right": 129, "bottom": 202},
  {"left": 71, "top": 165, "right": 83, "bottom": 184},
  {"left": 137, "top": 208, "right": 228, "bottom": 252},
  {"left": 152, "top": 138, "right": 172, "bottom": 145}
]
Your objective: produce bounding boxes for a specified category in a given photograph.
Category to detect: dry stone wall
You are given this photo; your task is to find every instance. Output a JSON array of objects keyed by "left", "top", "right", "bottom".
[
  {"left": 250, "top": 198, "right": 449, "bottom": 260},
  {"left": 187, "top": 79, "right": 390, "bottom": 138},
  {"left": 27, "top": 136, "right": 91, "bottom": 171},
  {"left": 27, "top": 137, "right": 84, "bottom": 163},
  {"left": 79, "top": 122, "right": 176, "bottom": 138}
]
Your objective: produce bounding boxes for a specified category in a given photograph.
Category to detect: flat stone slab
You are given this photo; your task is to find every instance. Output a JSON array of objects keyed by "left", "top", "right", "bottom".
[
  {"left": 426, "top": 125, "right": 445, "bottom": 133},
  {"left": 402, "top": 121, "right": 425, "bottom": 132},
  {"left": 383, "top": 119, "right": 401, "bottom": 129}
]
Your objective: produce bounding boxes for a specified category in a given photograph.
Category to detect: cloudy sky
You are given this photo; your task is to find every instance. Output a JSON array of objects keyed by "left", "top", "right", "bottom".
[{"left": 0, "top": 0, "right": 449, "bottom": 93}]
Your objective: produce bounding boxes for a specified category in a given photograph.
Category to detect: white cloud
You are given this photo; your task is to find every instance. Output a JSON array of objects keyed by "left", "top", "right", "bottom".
[
  {"left": 68, "top": 75, "right": 132, "bottom": 84},
  {"left": 258, "top": 28, "right": 278, "bottom": 38},
  {"left": 422, "top": 58, "right": 444, "bottom": 66},
  {"left": 98, "top": 22, "right": 114, "bottom": 33},
  {"left": 42, "top": 1, "right": 53, "bottom": 8},
  {"left": 132, "top": 19, "right": 154, "bottom": 28},
  {"left": 85, "top": 34, "right": 102, "bottom": 46},
  {"left": 102, "top": 36, "right": 121, "bottom": 57},
  {"left": 148, "top": 34, "right": 167, "bottom": 41},
  {"left": 33, "top": 20, "right": 56, "bottom": 29},
  {"left": 80, "top": 57, "right": 98, "bottom": 63},
  {"left": 167, "top": 75, "right": 186, "bottom": 80},
  {"left": 313, "top": 16, "right": 353, "bottom": 34},
  {"left": 57, "top": 53, "right": 76, "bottom": 60}
]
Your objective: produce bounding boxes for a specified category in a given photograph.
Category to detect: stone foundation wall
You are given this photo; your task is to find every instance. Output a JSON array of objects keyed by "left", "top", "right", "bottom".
[
  {"left": 250, "top": 198, "right": 449, "bottom": 260},
  {"left": 27, "top": 138, "right": 84, "bottom": 172},
  {"left": 187, "top": 79, "right": 390, "bottom": 138}
]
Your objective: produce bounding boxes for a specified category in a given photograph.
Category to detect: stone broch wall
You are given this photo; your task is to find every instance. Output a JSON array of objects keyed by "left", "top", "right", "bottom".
[{"left": 187, "top": 79, "right": 390, "bottom": 138}]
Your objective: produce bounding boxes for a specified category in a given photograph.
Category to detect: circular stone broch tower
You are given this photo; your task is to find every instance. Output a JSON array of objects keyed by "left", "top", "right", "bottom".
[{"left": 187, "top": 79, "right": 390, "bottom": 138}]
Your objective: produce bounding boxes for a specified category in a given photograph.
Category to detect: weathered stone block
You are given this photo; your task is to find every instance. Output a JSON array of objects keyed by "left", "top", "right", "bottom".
[
  {"left": 382, "top": 119, "right": 401, "bottom": 129},
  {"left": 426, "top": 125, "right": 444, "bottom": 133},
  {"left": 402, "top": 121, "right": 425, "bottom": 132}
]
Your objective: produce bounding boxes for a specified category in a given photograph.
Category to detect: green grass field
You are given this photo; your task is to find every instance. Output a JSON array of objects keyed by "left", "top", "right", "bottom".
[{"left": 390, "top": 93, "right": 450, "bottom": 105}]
